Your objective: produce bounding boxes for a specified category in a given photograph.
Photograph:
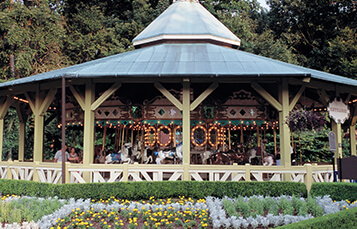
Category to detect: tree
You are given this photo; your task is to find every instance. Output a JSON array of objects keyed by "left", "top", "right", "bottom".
[
  {"left": 0, "top": 0, "right": 68, "bottom": 80},
  {"left": 266, "top": 0, "right": 357, "bottom": 77},
  {"left": 327, "top": 27, "right": 357, "bottom": 79},
  {"left": 62, "top": 0, "right": 166, "bottom": 64}
]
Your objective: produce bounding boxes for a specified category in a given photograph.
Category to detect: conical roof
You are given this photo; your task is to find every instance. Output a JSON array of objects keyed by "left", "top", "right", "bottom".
[
  {"left": 133, "top": 0, "right": 241, "bottom": 48},
  {"left": 1, "top": 43, "right": 357, "bottom": 88}
]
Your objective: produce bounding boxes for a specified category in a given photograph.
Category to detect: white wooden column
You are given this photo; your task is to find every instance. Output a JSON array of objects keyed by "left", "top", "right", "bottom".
[
  {"left": 155, "top": 81, "right": 218, "bottom": 180},
  {"left": 15, "top": 103, "right": 27, "bottom": 161},
  {"left": 182, "top": 79, "right": 191, "bottom": 180},
  {"left": 83, "top": 81, "right": 95, "bottom": 167},
  {"left": 70, "top": 81, "right": 121, "bottom": 182},
  {"left": 0, "top": 97, "right": 13, "bottom": 160},
  {"left": 25, "top": 88, "right": 57, "bottom": 162},
  {"left": 251, "top": 79, "right": 304, "bottom": 169},
  {"left": 279, "top": 78, "right": 291, "bottom": 168},
  {"left": 332, "top": 122, "right": 343, "bottom": 164}
]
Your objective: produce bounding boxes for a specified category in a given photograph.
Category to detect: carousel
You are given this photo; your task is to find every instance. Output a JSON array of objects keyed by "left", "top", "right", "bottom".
[{"left": 0, "top": 0, "right": 356, "bottom": 185}]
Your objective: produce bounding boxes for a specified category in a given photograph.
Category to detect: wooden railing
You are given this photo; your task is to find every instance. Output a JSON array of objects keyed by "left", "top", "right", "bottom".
[{"left": 0, "top": 160, "right": 334, "bottom": 192}]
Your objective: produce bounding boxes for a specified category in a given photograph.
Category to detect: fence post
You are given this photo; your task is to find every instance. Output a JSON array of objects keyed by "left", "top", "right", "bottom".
[
  {"left": 6, "top": 160, "right": 13, "bottom": 179},
  {"left": 65, "top": 162, "right": 71, "bottom": 184},
  {"left": 33, "top": 161, "right": 39, "bottom": 182},
  {"left": 122, "top": 163, "right": 129, "bottom": 182},
  {"left": 183, "top": 163, "right": 190, "bottom": 181},
  {"left": 245, "top": 164, "right": 251, "bottom": 182},
  {"left": 305, "top": 163, "right": 313, "bottom": 193}
]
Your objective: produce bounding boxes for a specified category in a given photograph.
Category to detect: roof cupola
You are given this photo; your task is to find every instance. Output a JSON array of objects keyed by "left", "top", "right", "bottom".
[{"left": 133, "top": 0, "right": 241, "bottom": 49}]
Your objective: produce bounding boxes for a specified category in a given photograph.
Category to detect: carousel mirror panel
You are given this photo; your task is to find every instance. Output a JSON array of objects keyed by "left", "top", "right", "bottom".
[
  {"left": 191, "top": 125, "right": 207, "bottom": 147},
  {"left": 157, "top": 125, "right": 171, "bottom": 147}
]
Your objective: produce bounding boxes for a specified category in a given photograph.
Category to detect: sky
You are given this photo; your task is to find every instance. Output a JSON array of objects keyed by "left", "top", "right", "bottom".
[{"left": 257, "top": 0, "right": 269, "bottom": 9}]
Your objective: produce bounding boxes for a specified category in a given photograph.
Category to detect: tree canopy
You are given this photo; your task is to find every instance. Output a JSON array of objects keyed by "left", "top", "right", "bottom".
[{"left": 1, "top": 0, "right": 356, "bottom": 80}]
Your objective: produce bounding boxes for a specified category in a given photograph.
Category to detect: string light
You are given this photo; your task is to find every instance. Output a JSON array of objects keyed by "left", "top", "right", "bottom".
[
  {"left": 13, "top": 96, "right": 29, "bottom": 103},
  {"left": 157, "top": 125, "right": 172, "bottom": 147},
  {"left": 191, "top": 125, "right": 207, "bottom": 147},
  {"left": 144, "top": 126, "right": 156, "bottom": 146}
]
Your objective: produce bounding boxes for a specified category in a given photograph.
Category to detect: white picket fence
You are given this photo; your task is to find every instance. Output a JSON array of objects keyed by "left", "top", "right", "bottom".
[{"left": 0, "top": 161, "right": 334, "bottom": 191}]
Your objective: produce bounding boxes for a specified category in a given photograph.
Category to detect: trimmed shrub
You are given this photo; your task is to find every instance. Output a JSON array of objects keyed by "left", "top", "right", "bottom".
[
  {"left": 310, "top": 183, "right": 357, "bottom": 202},
  {"left": 0, "top": 179, "right": 307, "bottom": 200},
  {"left": 276, "top": 206, "right": 357, "bottom": 229}
]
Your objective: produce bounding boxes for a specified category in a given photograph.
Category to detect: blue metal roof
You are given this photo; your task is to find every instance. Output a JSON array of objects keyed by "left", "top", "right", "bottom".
[
  {"left": 132, "top": 0, "right": 241, "bottom": 47},
  {"left": 1, "top": 43, "right": 357, "bottom": 88}
]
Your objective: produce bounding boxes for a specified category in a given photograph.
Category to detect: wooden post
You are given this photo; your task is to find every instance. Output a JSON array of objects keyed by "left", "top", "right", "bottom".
[
  {"left": 25, "top": 88, "right": 56, "bottom": 162},
  {"left": 15, "top": 103, "right": 27, "bottom": 161},
  {"left": 240, "top": 125, "right": 244, "bottom": 144},
  {"left": 350, "top": 125, "right": 356, "bottom": 156},
  {"left": 257, "top": 125, "right": 260, "bottom": 147},
  {"left": 304, "top": 163, "right": 313, "bottom": 194},
  {"left": 182, "top": 79, "right": 191, "bottom": 181},
  {"left": 279, "top": 79, "right": 291, "bottom": 168},
  {"left": 228, "top": 127, "right": 231, "bottom": 150},
  {"left": 245, "top": 164, "right": 251, "bottom": 181},
  {"left": 0, "top": 118, "right": 4, "bottom": 161},
  {"left": 102, "top": 125, "right": 107, "bottom": 151},
  {"left": 131, "top": 129, "right": 134, "bottom": 145},
  {"left": 82, "top": 81, "right": 95, "bottom": 182},
  {"left": 273, "top": 127, "right": 277, "bottom": 156},
  {"left": 332, "top": 121, "right": 343, "bottom": 164},
  {"left": 125, "top": 126, "right": 128, "bottom": 145},
  {"left": 121, "top": 125, "right": 125, "bottom": 150},
  {"left": 117, "top": 125, "right": 122, "bottom": 151}
]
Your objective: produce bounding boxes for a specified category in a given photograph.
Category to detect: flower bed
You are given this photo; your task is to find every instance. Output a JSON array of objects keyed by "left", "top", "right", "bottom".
[{"left": 0, "top": 195, "right": 356, "bottom": 229}]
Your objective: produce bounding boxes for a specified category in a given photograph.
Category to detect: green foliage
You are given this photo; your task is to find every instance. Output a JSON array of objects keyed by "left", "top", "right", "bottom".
[
  {"left": 0, "top": 180, "right": 307, "bottom": 200},
  {"left": 2, "top": 108, "right": 19, "bottom": 160},
  {"left": 5, "top": 197, "right": 64, "bottom": 223},
  {"left": 327, "top": 27, "right": 357, "bottom": 79},
  {"left": 276, "top": 205, "right": 357, "bottom": 229},
  {"left": 266, "top": 0, "right": 357, "bottom": 78},
  {"left": 0, "top": 0, "right": 68, "bottom": 79},
  {"left": 310, "top": 183, "right": 357, "bottom": 202}
]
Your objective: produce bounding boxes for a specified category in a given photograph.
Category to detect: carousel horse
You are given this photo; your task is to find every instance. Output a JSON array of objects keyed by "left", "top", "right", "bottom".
[
  {"left": 263, "top": 154, "right": 274, "bottom": 166},
  {"left": 246, "top": 147, "right": 265, "bottom": 165},
  {"left": 210, "top": 149, "right": 245, "bottom": 165},
  {"left": 105, "top": 150, "right": 121, "bottom": 164},
  {"left": 201, "top": 150, "right": 214, "bottom": 165},
  {"left": 105, "top": 143, "right": 132, "bottom": 164},
  {"left": 175, "top": 143, "right": 183, "bottom": 163},
  {"left": 155, "top": 149, "right": 175, "bottom": 164},
  {"left": 154, "top": 145, "right": 182, "bottom": 164},
  {"left": 131, "top": 141, "right": 142, "bottom": 162},
  {"left": 142, "top": 146, "right": 154, "bottom": 164}
]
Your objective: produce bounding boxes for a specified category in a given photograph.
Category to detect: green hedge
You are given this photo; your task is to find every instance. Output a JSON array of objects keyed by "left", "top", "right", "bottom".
[
  {"left": 277, "top": 206, "right": 357, "bottom": 229},
  {"left": 310, "top": 183, "right": 357, "bottom": 202},
  {"left": 0, "top": 180, "right": 307, "bottom": 200}
]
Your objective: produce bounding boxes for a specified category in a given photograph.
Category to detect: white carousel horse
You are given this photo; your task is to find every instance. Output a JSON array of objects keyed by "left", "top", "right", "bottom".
[
  {"left": 202, "top": 150, "right": 214, "bottom": 165},
  {"left": 106, "top": 143, "right": 132, "bottom": 164},
  {"left": 246, "top": 148, "right": 264, "bottom": 165},
  {"left": 131, "top": 141, "right": 142, "bottom": 162},
  {"left": 263, "top": 154, "right": 274, "bottom": 166},
  {"left": 143, "top": 146, "right": 153, "bottom": 164},
  {"left": 155, "top": 149, "right": 174, "bottom": 164}
]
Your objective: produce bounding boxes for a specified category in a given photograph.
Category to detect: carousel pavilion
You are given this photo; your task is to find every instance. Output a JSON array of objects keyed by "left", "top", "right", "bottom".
[{"left": 0, "top": 0, "right": 356, "bottom": 184}]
